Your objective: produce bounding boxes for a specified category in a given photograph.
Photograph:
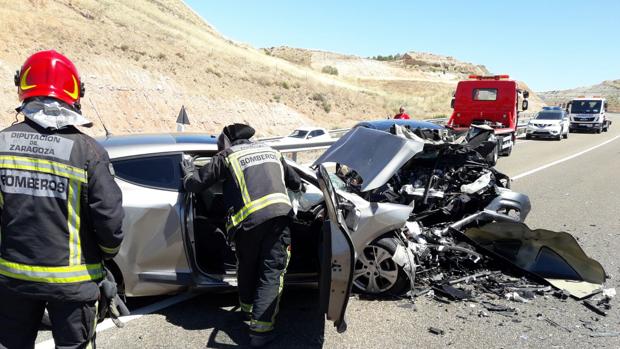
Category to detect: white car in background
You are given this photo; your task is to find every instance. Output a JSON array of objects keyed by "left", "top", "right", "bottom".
[
  {"left": 525, "top": 107, "right": 569, "bottom": 140},
  {"left": 282, "top": 127, "right": 332, "bottom": 143}
]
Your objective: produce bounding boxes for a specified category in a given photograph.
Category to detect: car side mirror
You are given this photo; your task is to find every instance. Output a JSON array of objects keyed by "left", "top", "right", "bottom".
[
  {"left": 604, "top": 102, "right": 608, "bottom": 112},
  {"left": 522, "top": 100, "right": 529, "bottom": 111},
  {"left": 450, "top": 98, "right": 455, "bottom": 109},
  {"left": 523, "top": 91, "right": 530, "bottom": 99}
]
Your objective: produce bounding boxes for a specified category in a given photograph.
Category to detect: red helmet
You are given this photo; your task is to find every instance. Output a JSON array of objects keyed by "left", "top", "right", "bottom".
[{"left": 14, "top": 50, "right": 85, "bottom": 109}]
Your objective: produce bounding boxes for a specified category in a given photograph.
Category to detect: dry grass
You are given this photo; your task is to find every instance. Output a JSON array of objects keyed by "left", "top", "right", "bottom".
[{"left": 0, "top": 0, "right": 546, "bottom": 137}]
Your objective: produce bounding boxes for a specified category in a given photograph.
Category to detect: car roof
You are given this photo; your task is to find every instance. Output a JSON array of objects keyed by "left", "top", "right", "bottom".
[
  {"left": 354, "top": 119, "right": 443, "bottom": 131},
  {"left": 97, "top": 133, "right": 218, "bottom": 159},
  {"left": 293, "top": 126, "right": 326, "bottom": 132}
]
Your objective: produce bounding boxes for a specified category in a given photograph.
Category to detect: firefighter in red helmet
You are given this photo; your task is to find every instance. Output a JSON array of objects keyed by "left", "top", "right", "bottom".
[{"left": 0, "top": 50, "right": 124, "bottom": 348}]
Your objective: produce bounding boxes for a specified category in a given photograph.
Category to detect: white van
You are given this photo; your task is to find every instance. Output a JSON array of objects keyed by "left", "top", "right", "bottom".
[{"left": 568, "top": 97, "right": 611, "bottom": 133}]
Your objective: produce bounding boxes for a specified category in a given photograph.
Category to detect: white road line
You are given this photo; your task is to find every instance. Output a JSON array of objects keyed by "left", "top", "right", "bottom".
[
  {"left": 35, "top": 293, "right": 196, "bottom": 349},
  {"left": 512, "top": 134, "right": 620, "bottom": 180}
]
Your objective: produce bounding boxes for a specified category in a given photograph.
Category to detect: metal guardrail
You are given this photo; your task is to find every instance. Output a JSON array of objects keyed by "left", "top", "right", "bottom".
[{"left": 265, "top": 116, "right": 533, "bottom": 161}]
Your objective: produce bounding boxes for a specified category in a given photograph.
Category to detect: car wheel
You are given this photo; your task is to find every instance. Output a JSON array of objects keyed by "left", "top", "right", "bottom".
[
  {"left": 525, "top": 134, "right": 531, "bottom": 140},
  {"left": 563, "top": 131, "right": 568, "bottom": 139},
  {"left": 352, "top": 237, "right": 408, "bottom": 295},
  {"left": 604, "top": 123, "right": 609, "bottom": 132},
  {"left": 501, "top": 144, "right": 512, "bottom": 156},
  {"left": 557, "top": 129, "right": 562, "bottom": 140},
  {"left": 596, "top": 125, "right": 602, "bottom": 134}
]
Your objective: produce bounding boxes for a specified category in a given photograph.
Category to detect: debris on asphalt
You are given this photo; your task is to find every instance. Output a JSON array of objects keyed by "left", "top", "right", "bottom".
[
  {"left": 589, "top": 332, "right": 620, "bottom": 338},
  {"left": 544, "top": 318, "right": 572, "bottom": 333},
  {"left": 480, "top": 301, "right": 516, "bottom": 315},
  {"left": 553, "top": 290, "right": 571, "bottom": 300},
  {"left": 317, "top": 124, "right": 611, "bottom": 318},
  {"left": 583, "top": 300, "right": 608, "bottom": 316},
  {"left": 505, "top": 292, "right": 530, "bottom": 303},
  {"left": 602, "top": 287, "right": 616, "bottom": 299},
  {"left": 433, "top": 284, "right": 472, "bottom": 301},
  {"left": 428, "top": 327, "right": 445, "bottom": 335}
]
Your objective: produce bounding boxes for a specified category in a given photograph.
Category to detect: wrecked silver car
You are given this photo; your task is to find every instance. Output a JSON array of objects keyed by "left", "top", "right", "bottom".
[{"left": 313, "top": 125, "right": 607, "bottom": 300}]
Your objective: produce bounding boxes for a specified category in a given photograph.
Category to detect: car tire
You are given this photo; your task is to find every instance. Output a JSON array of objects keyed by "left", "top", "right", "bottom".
[
  {"left": 352, "top": 236, "right": 409, "bottom": 296},
  {"left": 556, "top": 129, "right": 562, "bottom": 140},
  {"left": 563, "top": 131, "right": 568, "bottom": 139},
  {"left": 525, "top": 134, "right": 531, "bottom": 140},
  {"left": 604, "top": 123, "right": 609, "bottom": 132},
  {"left": 501, "top": 144, "right": 512, "bottom": 156},
  {"left": 596, "top": 125, "right": 602, "bottom": 134}
]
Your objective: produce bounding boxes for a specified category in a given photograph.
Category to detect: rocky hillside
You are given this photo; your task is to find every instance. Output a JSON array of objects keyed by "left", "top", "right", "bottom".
[
  {"left": 267, "top": 47, "right": 545, "bottom": 116},
  {"left": 539, "top": 80, "right": 620, "bottom": 112},
  {"left": 0, "top": 0, "right": 541, "bottom": 137}
]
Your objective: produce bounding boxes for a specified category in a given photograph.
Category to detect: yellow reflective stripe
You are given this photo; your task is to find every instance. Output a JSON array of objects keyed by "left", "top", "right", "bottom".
[
  {"left": 99, "top": 244, "right": 120, "bottom": 255},
  {"left": 0, "top": 191, "right": 3, "bottom": 208},
  {"left": 0, "top": 155, "right": 87, "bottom": 183},
  {"left": 240, "top": 302, "right": 253, "bottom": 313},
  {"left": 250, "top": 319, "right": 274, "bottom": 333},
  {"left": 228, "top": 157, "right": 251, "bottom": 204},
  {"left": 87, "top": 300, "right": 98, "bottom": 349},
  {"left": 0, "top": 258, "right": 103, "bottom": 283},
  {"left": 226, "top": 193, "right": 291, "bottom": 230},
  {"left": 67, "top": 180, "right": 82, "bottom": 265},
  {"left": 272, "top": 246, "right": 290, "bottom": 324}
]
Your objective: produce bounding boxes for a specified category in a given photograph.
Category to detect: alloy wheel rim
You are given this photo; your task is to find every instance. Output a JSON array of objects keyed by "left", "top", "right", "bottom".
[{"left": 353, "top": 245, "right": 398, "bottom": 294}]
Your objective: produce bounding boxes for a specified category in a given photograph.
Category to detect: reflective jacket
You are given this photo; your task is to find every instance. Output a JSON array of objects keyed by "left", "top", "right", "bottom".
[
  {"left": 0, "top": 120, "right": 124, "bottom": 301},
  {"left": 184, "top": 140, "right": 302, "bottom": 231}
]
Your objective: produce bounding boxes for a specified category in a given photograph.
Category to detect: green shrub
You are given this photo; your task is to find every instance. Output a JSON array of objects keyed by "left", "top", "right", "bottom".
[
  {"left": 310, "top": 93, "right": 326, "bottom": 102},
  {"left": 321, "top": 65, "right": 339, "bottom": 75},
  {"left": 206, "top": 67, "right": 222, "bottom": 78},
  {"left": 322, "top": 100, "right": 331, "bottom": 113}
]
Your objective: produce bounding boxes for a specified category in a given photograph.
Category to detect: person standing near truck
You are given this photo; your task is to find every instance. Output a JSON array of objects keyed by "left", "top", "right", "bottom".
[
  {"left": 394, "top": 106, "right": 410, "bottom": 119},
  {"left": 181, "top": 123, "right": 303, "bottom": 347},
  {"left": 0, "top": 50, "right": 125, "bottom": 349}
]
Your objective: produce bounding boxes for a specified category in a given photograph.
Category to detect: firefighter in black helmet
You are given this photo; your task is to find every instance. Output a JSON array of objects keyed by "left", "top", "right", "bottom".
[
  {"left": 182, "top": 123, "right": 302, "bottom": 347},
  {"left": 0, "top": 50, "right": 124, "bottom": 349}
]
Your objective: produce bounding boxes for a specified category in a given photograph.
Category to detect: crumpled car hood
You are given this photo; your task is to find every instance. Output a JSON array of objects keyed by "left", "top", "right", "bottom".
[{"left": 313, "top": 127, "right": 424, "bottom": 191}]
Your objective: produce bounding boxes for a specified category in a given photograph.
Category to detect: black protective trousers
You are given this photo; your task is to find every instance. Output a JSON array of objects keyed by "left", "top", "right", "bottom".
[
  {"left": 235, "top": 216, "right": 291, "bottom": 334},
  {"left": 0, "top": 286, "right": 97, "bottom": 349}
]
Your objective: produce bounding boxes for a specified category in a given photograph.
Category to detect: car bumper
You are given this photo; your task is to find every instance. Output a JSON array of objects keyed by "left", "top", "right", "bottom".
[
  {"left": 526, "top": 128, "right": 561, "bottom": 137},
  {"left": 570, "top": 122, "right": 600, "bottom": 129}
]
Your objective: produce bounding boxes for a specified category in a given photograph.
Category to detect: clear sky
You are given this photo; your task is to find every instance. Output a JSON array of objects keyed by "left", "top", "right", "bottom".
[{"left": 186, "top": 1, "right": 620, "bottom": 92}]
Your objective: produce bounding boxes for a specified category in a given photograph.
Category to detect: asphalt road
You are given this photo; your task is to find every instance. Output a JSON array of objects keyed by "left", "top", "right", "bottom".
[{"left": 36, "top": 114, "right": 620, "bottom": 348}]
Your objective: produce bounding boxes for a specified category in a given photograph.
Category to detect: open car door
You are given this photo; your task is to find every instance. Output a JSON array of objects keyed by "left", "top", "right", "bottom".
[{"left": 316, "top": 164, "right": 356, "bottom": 333}]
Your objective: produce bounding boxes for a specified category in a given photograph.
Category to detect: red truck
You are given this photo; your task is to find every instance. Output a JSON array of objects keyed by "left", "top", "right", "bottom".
[{"left": 447, "top": 75, "right": 529, "bottom": 157}]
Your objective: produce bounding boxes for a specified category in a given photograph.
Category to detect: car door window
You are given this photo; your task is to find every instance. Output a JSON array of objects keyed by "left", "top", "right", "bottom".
[{"left": 113, "top": 154, "right": 182, "bottom": 191}]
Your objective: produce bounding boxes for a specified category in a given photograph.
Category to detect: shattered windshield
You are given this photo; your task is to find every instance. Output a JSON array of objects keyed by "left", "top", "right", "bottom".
[
  {"left": 571, "top": 100, "right": 602, "bottom": 114},
  {"left": 288, "top": 130, "right": 308, "bottom": 138},
  {"left": 536, "top": 112, "right": 563, "bottom": 120}
]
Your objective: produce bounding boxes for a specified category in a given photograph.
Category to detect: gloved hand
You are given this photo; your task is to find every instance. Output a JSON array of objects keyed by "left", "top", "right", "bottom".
[
  {"left": 98, "top": 268, "right": 130, "bottom": 328},
  {"left": 180, "top": 158, "right": 195, "bottom": 178}
]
